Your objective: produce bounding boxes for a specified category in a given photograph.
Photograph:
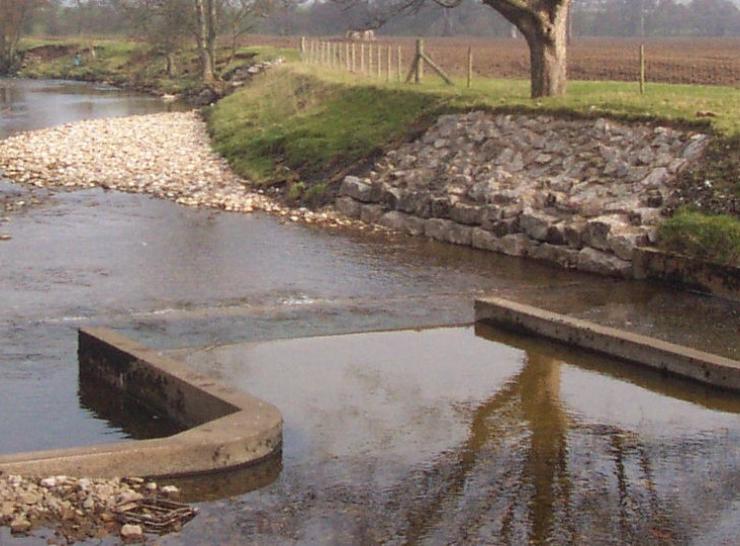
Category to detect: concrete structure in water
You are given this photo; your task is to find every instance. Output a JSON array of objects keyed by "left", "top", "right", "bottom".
[
  {"left": 0, "top": 328, "right": 283, "bottom": 478},
  {"left": 475, "top": 297, "right": 740, "bottom": 391}
]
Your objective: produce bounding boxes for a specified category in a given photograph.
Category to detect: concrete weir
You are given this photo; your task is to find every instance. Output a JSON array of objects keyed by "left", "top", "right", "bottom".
[
  {"left": 0, "top": 328, "right": 283, "bottom": 478},
  {"left": 475, "top": 297, "right": 740, "bottom": 391}
]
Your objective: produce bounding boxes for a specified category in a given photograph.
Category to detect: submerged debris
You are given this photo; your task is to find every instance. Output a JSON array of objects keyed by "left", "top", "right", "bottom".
[{"left": 0, "top": 472, "right": 195, "bottom": 542}]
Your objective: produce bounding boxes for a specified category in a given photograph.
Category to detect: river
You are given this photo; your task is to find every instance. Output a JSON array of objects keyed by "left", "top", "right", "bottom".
[{"left": 0, "top": 78, "right": 738, "bottom": 545}]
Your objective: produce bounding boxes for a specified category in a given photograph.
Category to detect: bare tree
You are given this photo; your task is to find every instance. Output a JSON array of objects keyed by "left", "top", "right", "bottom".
[
  {"left": 221, "top": 0, "right": 274, "bottom": 63},
  {"left": 0, "top": 0, "right": 47, "bottom": 74},
  {"left": 115, "top": 0, "right": 191, "bottom": 77},
  {"left": 194, "top": 0, "right": 217, "bottom": 82}
]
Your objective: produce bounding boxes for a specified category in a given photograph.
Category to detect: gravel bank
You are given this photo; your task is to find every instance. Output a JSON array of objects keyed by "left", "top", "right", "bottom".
[
  {"left": 0, "top": 111, "right": 379, "bottom": 234},
  {"left": 0, "top": 111, "right": 272, "bottom": 213},
  {"left": 0, "top": 473, "right": 192, "bottom": 542}
]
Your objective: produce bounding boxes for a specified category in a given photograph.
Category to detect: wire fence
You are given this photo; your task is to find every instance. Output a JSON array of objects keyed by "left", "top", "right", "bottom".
[{"left": 296, "top": 36, "right": 740, "bottom": 89}]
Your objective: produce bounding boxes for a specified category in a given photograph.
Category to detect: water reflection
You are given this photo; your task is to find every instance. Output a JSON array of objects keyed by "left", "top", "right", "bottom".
[
  {"left": 395, "top": 326, "right": 740, "bottom": 544},
  {"left": 0, "top": 78, "right": 185, "bottom": 138},
  {"left": 166, "top": 326, "right": 738, "bottom": 545},
  {"left": 77, "top": 371, "right": 184, "bottom": 441}
]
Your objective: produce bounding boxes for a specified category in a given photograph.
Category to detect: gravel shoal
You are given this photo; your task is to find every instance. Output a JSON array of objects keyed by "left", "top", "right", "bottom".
[{"left": 0, "top": 111, "right": 275, "bottom": 214}]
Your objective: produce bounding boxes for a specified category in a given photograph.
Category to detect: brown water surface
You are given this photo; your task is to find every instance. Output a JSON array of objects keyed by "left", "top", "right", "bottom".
[
  {"left": 151, "top": 326, "right": 739, "bottom": 545},
  {"left": 0, "top": 78, "right": 738, "bottom": 545}
]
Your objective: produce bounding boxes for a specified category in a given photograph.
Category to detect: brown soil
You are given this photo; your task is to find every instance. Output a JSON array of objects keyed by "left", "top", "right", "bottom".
[
  {"left": 23, "top": 44, "right": 76, "bottom": 62},
  {"left": 249, "top": 35, "right": 740, "bottom": 87}
]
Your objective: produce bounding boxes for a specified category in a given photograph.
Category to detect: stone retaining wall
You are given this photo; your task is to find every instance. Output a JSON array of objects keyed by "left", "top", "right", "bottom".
[{"left": 336, "top": 111, "right": 710, "bottom": 277}]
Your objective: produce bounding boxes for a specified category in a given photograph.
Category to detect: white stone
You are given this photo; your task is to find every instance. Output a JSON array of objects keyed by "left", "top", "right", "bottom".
[{"left": 120, "top": 523, "right": 144, "bottom": 539}]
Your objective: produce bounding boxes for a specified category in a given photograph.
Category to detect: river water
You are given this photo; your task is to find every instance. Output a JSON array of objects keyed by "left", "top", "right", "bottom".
[{"left": 0, "top": 79, "right": 738, "bottom": 545}]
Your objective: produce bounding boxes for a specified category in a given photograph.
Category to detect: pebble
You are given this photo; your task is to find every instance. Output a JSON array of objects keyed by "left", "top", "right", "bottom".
[
  {"left": 0, "top": 473, "right": 191, "bottom": 542},
  {"left": 0, "top": 111, "right": 367, "bottom": 231},
  {"left": 120, "top": 523, "right": 144, "bottom": 540}
]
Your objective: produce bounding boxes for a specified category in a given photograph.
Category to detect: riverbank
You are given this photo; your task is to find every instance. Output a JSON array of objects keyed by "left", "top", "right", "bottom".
[
  {"left": 13, "top": 40, "right": 740, "bottom": 265},
  {"left": 0, "top": 110, "right": 375, "bottom": 232},
  {"left": 209, "top": 65, "right": 740, "bottom": 267},
  {"left": 16, "top": 38, "right": 296, "bottom": 104}
]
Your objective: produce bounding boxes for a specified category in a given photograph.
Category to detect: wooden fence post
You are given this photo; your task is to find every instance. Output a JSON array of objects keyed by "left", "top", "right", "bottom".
[
  {"left": 404, "top": 38, "right": 453, "bottom": 86},
  {"left": 346, "top": 42, "right": 350, "bottom": 72},
  {"left": 369, "top": 44, "right": 374, "bottom": 76},
  {"left": 416, "top": 39, "right": 424, "bottom": 83},
  {"left": 397, "top": 46, "right": 402, "bottom": 82},
  {"left": 467, "top": 46, "right": 473, "bottom": 88},
  {"left": 360, "top": 44, "right": 365, "bottom": 74},
  {"left": 300, "top": 37, "right": 306, "bottom": 60},
  {"left": 351, "top": 43, "right": 356, "bottom": 73},
  {"left": 377, "top": 45, "right": 382, "bottom": 78},
  {"left": 387, "top": 45, "right": 392, "bottom": 82},
  {"left": 639, "top": 44, "right": 646, "bottom": 94}
]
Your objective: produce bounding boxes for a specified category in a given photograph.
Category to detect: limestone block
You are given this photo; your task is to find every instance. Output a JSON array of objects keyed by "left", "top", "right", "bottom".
[
  {"left": 360, "top": 204, "right": 385, "bottom": 224},
  {"left": 607, "top": 228, "right": 649, "bottom": 261},
  {"left": 500, "top": 234, "right": 535, "bottom": 257},
  {"left": 583, "top": 214, "right": 628, "bottom": 251},
  {"left": 520, "top": 209, "right": 556, "bottom": 241},
  {"left": 336, "top": 197, "right": 361, "bottom": 219},
  {"left": 378, "top": 211, "right": 410, "bottom": 232},
  {"left": 530, "top": 243, "right": 579, "bottom": 268},
  {"left": 404, "top": 215, "right": 427, "bottom": 236},
  {"left": 450, "top": 203, "right": 485, "bottom": 225},
  {"left": 425, "top": 218, "right": 454, "bottom": 242},
  {"left": 339, "top": 176, "right": 378, "bottom": 203},
  {"left": 577, "top": 247, "right": 632, "bottom": 277},
  {"left": 471, "top": 228, "right": 502, "bottom": 252}
]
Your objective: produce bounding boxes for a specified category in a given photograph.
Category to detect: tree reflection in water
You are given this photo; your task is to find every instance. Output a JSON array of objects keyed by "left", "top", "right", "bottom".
[{"left": 387, "top": 327, "right": 736, "bottom": 545}]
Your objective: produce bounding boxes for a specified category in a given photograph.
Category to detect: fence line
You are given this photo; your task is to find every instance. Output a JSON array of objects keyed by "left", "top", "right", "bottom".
[
  {"left": 300, "top": 37, "right": 456, "bottom": 87},
  {"left": 297, "top": 36, "right": 740, "bottom": 90}
]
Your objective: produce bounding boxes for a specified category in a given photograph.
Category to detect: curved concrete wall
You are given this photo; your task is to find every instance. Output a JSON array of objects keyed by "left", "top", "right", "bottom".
[{"left": 0, "top": 328, "right": 283, "bottom": 479}]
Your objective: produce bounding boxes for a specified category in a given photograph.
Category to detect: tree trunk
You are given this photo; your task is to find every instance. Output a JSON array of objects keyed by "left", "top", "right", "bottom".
[
  {"left": 526, "top": 31, "right": 567, "bottom": 97},
  {"left": 194, "top": 0, "right": 215, "bottom": 83},
  {"left": 522, "top": 8, "right": 569, "bottom": 98},
  {"left": 166, "top": 52, "right": 177, "bottom": 77},
  {"left": 484, "top": 0, "right": 571, "bottom": 98}
]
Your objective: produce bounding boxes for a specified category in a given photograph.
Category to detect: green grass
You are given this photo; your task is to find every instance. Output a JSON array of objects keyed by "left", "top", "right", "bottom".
[
  {"left": 207, "top": 67, "right": 446, "bottom": 184},
  {"left": 208, "top": 63, "right": 739, "bottom": 263},
  {"left": 658, "top": 209, "right": 740, "bottom": 266},
  {"left": 17, "top": 38, "right": 296, "bottom": 96}
]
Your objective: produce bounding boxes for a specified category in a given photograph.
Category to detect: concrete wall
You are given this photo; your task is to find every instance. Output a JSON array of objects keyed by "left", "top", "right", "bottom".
[
  {"left": 475, "top": 297, "right": 740, "bottom": 391},
  {"left": 0, "top": 328, "right": 283, "bottom": 479}
]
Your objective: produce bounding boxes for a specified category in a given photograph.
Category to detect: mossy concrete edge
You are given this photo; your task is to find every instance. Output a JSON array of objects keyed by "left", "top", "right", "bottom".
[
  {"left": 0, "top": 327, "right": 283, "bottom": 478},
  {"left": 475, "top": 296, "right": 740, "bottom": 391}
]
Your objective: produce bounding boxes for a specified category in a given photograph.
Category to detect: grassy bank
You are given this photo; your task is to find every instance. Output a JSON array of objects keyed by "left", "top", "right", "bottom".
[
  {"left": 208, "top": 63, "right": 739, "bottom": 264},
  {"left": 17, "top": 37, "right": 297, "bottom": 96},
  {"left": 15, "top": 39, "right": 740, "bottom": 266}
]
